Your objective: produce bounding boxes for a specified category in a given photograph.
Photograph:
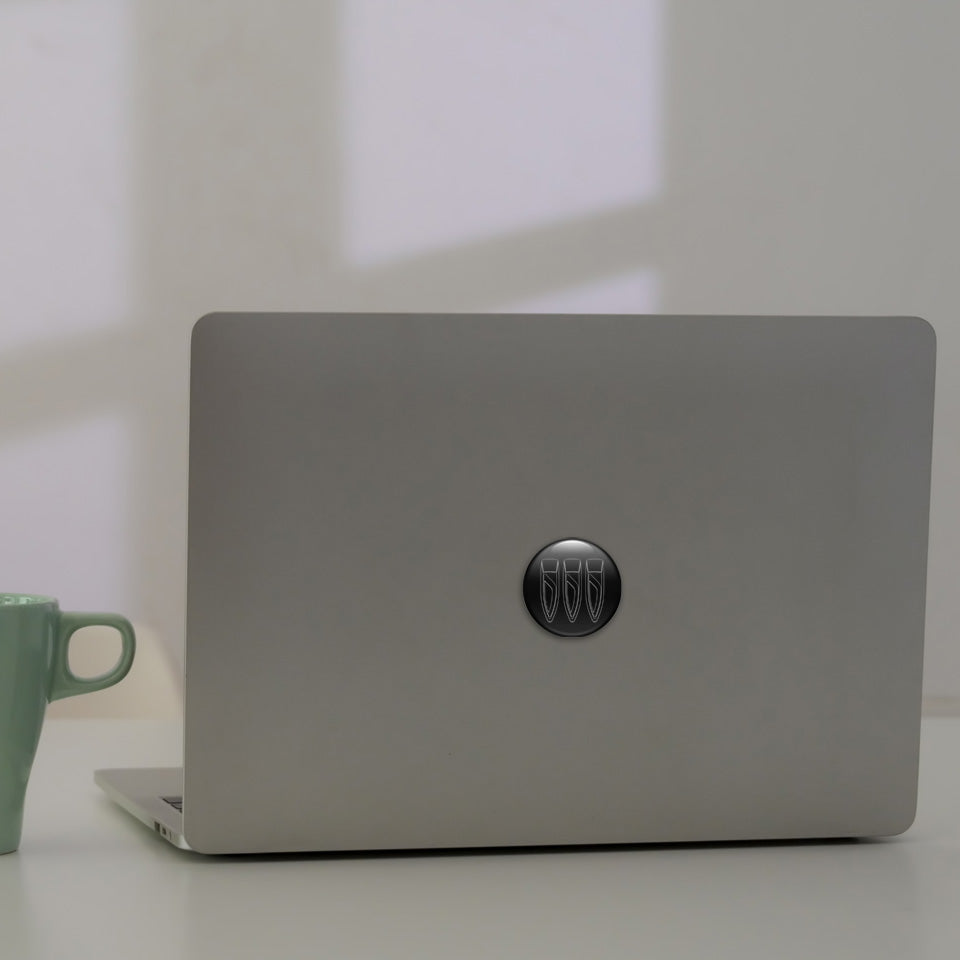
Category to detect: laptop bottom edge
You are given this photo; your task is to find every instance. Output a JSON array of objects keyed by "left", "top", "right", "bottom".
[{"left": 95, "top": 767, "right": 192, "bottom": 851}]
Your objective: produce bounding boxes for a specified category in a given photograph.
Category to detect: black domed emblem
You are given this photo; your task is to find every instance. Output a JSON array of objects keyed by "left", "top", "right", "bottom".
[{"left": 523, "top": 539, "right": 621, "bottom": 638}]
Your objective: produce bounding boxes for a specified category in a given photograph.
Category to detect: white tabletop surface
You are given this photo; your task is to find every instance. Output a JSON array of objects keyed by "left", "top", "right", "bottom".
[{"left": 3, "top": 718, "right": 959, "bottom": 960}]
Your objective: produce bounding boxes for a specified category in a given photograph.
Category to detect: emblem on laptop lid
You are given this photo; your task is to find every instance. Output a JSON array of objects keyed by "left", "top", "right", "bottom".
[{"left": 523, "top": 539, "right": 621, "bottom": 637}]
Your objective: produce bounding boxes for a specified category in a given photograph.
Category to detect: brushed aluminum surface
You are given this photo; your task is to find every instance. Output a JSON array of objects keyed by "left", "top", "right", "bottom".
[{"left": 183, "top": 314, "right": 935, "bottom": 853}]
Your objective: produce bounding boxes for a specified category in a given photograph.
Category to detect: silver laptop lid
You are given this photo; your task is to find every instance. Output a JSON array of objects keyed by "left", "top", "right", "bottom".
[{"left": 184, "top": 314, "right": 935, "bottom": 854}]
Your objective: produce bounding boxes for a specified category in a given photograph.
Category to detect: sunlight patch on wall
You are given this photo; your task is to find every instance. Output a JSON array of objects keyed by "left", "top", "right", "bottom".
[
  {"left": 502, "top": 269, "right": 660, "bottom": 314},
  {"left": 0, "top": 415, "right": 130, "bottom": 611},
  {"left": 0, "top": 1, "right": 131, "bottom": 353},
  {"left": 342, "top": 0, "right": 663, "bottom": 265}
]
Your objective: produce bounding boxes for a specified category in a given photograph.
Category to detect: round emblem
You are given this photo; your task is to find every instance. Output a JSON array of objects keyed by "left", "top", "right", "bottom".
[{"left": 523, "top": 539, "right": 621, "bottom": 638}]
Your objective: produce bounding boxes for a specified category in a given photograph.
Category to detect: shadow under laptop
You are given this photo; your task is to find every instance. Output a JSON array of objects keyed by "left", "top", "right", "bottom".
[
  {"left": 181, "top": 835, "right": 869, "bottom": 864},
  {"left": 173, "top": 835, "right": 937, "bottom": 959},
  {"left": 87, "top": 790, "right": 960, "bottom": 957}
]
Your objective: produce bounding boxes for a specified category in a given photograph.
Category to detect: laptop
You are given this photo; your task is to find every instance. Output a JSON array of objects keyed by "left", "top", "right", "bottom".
[{"left": 97, "top": 313, "right": 936, "bottom": 853}]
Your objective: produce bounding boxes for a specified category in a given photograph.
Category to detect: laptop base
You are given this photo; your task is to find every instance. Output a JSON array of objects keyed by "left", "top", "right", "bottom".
[{"left": 96, "top": 768, "right": 191, "bottom": 850}]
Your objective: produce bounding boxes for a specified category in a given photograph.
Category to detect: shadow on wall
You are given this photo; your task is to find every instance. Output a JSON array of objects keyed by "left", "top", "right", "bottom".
[
  {"left": 0, "top": 0, "right": 665, "bottom": 719},
  {"left": 2, "top": 1, "right": 959, "bottom": 710}
]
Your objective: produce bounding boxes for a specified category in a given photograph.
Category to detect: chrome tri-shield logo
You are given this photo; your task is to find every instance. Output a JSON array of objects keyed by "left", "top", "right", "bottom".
[{"left": 523, "top": 539, "right": 621, "bottom": 638}]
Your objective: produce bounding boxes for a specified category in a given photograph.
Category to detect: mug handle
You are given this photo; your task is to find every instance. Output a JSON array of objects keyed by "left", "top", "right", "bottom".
[{"left": 48, "top": 613, "right": 136, "bottom": 702}]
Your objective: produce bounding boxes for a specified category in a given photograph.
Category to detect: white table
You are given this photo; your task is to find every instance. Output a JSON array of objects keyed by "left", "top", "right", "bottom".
[{"left": 3, "top": 718, "right": 959, "bottom": 960}]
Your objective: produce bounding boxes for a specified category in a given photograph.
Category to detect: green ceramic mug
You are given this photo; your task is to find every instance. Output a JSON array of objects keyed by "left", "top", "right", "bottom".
[{"left": 0, "top": 594, "right": 136, "bottom": 853}]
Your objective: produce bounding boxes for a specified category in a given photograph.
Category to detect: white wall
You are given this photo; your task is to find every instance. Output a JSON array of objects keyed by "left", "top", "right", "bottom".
[{"left": 1, "top": 1, "right": 957, "bottom": 707}]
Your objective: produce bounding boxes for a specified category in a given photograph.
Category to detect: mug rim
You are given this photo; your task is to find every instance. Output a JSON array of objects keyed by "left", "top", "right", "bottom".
[{"left": 0, "top": 593, "right": 58, "bottom": 607}]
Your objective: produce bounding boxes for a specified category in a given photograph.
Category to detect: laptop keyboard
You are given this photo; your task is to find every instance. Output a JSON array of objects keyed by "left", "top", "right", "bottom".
[{"left": 162, "top": 796, "right": 183, "bottom": 812}]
